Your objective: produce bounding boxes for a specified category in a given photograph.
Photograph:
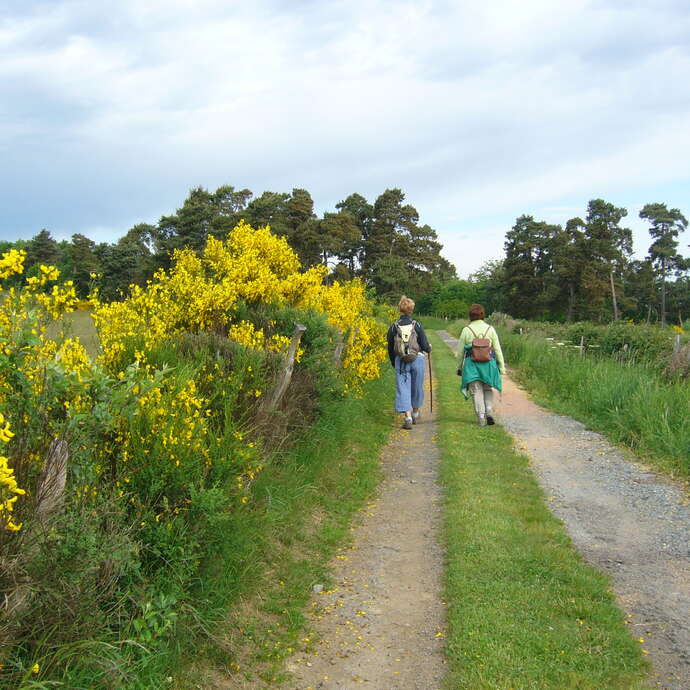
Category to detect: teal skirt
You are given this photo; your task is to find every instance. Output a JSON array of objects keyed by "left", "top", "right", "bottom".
[{"left": 460, "top": 345, "right": 502, "bottom": 397}]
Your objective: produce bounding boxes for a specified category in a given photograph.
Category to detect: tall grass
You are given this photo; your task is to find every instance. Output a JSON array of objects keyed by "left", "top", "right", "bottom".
[{"left": 501, "top": 331, "right": 690, "bottom": 478}]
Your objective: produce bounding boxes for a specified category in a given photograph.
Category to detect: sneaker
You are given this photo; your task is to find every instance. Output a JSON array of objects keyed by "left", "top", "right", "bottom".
[
  {"left": 486, "top": 414, "right": 495, "bottom": 425},
  {"left": 402, "top": 418, "right": 413, "bottom": 430},
  {"left": 412, "top": 413, "right": 420, "bottom": 425}
]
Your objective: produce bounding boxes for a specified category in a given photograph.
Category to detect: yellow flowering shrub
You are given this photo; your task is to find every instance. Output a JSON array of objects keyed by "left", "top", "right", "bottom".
[
  {"left": 0, "top": 414, "right": 23, "bottom": 532},
  {"left": 0, "top": 249, "right": 26, "bottom": 280},
  {"left": 93, "top": 221, "right": 386, "bottom": 386}
]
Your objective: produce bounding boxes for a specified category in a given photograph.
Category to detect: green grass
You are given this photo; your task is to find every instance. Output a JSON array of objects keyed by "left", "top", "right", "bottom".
[
  {"left": 429, "top": 331, "right": 649, "bottom": 689},
  {"left": 47, "top": 309, "right": 100, "bottom": 358},
  {"left": 417, "top": 314, "right": 455, "bottom": 330},
  {"left": 501, "top": 331, "right": 690, "bottom": 479},
  {"left": 172, "top": 367, "right": 395, "bottom": 687}
]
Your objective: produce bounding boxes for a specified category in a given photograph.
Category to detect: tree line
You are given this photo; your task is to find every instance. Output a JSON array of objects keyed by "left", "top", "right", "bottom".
[
  {"left": 421, "top": 199, "right": 689, "bottom": 327},
  {"left": 2, "top": 185, "right": 456, "bottom": 303}
]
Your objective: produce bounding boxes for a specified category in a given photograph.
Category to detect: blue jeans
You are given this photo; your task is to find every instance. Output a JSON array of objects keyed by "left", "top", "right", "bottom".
[{"left": 395, "top": 354, "right": 425, "bottom": 413}]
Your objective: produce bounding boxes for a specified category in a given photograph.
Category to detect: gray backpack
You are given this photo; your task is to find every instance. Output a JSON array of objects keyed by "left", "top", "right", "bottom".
[{"left": 394, "top": 320, "right": 421, "bottom": 363}]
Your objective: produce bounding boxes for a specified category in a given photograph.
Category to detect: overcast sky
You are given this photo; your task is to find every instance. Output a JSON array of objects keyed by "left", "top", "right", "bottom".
[{"left": 2, "top": 0, "right": 689, "bottom": 276}]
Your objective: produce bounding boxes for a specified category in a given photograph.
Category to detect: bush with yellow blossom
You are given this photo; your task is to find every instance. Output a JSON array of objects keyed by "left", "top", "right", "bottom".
[
  {"left": 92, "top": 220, "right": 386, "bottom": 389},
  {"left": 0, "top": 221, "right": 389, "bottom": 687}
]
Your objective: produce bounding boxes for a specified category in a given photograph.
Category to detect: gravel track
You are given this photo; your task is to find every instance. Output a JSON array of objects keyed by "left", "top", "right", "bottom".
[
  {"left": 285, "top": 369, "right": 446, "bottom": 689},
  {"left": 438, "top": 329, "right": 690, "bottom": 690}
]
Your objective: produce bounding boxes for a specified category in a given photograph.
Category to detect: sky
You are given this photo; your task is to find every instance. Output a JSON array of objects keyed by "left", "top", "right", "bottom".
[{"left": 1, "top": 0, "right": 689, "bottom": 277}]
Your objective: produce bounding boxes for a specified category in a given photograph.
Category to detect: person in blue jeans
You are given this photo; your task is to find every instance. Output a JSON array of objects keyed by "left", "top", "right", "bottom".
[{"left": 386, "top": 296, "right": 432, "bottom": 429}]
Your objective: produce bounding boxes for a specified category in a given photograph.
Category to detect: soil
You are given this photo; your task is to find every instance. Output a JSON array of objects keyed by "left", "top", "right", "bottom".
[
  {"left": 286, "top": 366, "right": 446, "bottom": 689},
  {"left": 437, "top": 329, "right": 690, "bottom": 690}
]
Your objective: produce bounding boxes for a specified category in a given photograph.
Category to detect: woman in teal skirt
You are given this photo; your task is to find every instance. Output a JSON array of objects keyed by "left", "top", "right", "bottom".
[{"left": 457, "top": 304, "right": 505, "bottom": 426}]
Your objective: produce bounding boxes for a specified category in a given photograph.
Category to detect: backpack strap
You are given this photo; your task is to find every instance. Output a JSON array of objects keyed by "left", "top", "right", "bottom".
[
  {"left": 467, "top": 326, "right": 478, "bottom": 338},
  {"left": 483, "top": 326, "right": 491, "bottom": 338}
]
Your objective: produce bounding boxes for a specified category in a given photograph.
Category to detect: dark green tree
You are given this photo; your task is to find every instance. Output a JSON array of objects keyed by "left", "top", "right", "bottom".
[
  {"left": 364, "top": 189, "right": 416, "bottom": 276},
  {"left": 319, "top": 212, "right": 361, "bottom": 272},
  {"left": 503, "top": 215, "right": 547, "bottom": 318},
  {"left": 210, "top": 185, "right": 252, "bottom": 238},
  {"left": 335, "top": 193, "right": 373, "bottom": 271},
  {"left": 94, "top": 242, "right": 141, "bottom": 302},
  {"left": 623, "top": 258, "right": 657, "bottom": 322},
  {"left": 69, "top": 234, "right": 100, "bottom": 297},
  {"left": 469, "top": 260, "right": 507, "bottom": 315},
  {"left": 285, "top": 189, "right": 320, "bottom": 266},
  {"left": 244, "top": 191, "right": 290, "bottom": 238},
  {"left": 25, "top": 229, "right": 59, "bottom": 269},
  {"left": 639, "top": 203, "right": 688, "bottom": 326},
  {"left": 551, "top": 217, "right": 589, "bottom": 321},
  {"left": 583, "top": 199, "right": 632, "bottom": 321}
]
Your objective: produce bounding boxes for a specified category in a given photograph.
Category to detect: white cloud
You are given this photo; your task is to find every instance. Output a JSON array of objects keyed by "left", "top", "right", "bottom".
[{"left": 1, "top": 0, "right": 689, "bottom": 278}]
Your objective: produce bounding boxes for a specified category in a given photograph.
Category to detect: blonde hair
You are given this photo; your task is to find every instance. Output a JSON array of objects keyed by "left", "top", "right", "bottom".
[{"left": 398, "top": 295, "right": 415, "bottom": 315}]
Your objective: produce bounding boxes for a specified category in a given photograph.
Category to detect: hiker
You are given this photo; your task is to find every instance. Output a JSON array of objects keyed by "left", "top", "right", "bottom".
[
  {"left": 387, "top": 296, "right": 432, "bottom": 430},
  {"left": 457, "top": 303, "right": 505, "bottom": 426}
]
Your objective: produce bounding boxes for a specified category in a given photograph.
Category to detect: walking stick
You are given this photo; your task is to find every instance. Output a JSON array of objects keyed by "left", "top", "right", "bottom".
[{"left": 428, "top": 352, "right": 433, "bottom": 413}]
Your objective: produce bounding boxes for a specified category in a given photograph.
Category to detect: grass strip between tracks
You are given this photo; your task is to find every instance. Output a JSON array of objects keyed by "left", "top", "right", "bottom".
[{"left": 429, "top": 331, "right": 649, "bottom": 690}]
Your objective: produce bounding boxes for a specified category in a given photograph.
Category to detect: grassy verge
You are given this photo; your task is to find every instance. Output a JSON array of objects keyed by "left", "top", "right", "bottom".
[
  {"left": 46, "top": 308, "right": 100, "bottom": 357},
  {"left": 500, "top": 331, "right": 690, "bottom": 479},
  {"left": 429, "top": 331, "right": 649, "bottom": 689},
  {"left": 174, "top": 367, "right": 394, "bottom": 688},
  {"left": 417, "top": 314, "right": 454, "bottom": 330}
]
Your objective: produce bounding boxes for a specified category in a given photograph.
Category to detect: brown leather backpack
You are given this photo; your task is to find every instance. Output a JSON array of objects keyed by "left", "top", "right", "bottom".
[{"left": 468, "top": 325, "right": 493, "bottom": 363}]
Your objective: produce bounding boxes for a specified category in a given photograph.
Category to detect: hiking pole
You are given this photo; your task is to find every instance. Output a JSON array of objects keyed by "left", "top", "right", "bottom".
[{"left": 428, "top": 352, "right": 433, "bottom": 413}]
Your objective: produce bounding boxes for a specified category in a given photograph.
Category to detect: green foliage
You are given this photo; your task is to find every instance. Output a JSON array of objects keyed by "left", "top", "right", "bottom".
[
  {"left": 495, "top": 318, "right": 684, "bottom": 370},
  {"left": 496, "top": 198, "right": 689, "bottom": 324},
  {"left": 640, "top": 202, "right": 688, "bottom": 326},
  {"left": 416, "top": 279, "right": 479, "bottom": 318},
  {"left": 0, "top": 308, "right": 382, "bottom": 687},
  {"left": 181, "top": 370, "right": 393, "bottom": 687},
  {"left": 15, "top": 185, "right": 454, "bottom": 307}
]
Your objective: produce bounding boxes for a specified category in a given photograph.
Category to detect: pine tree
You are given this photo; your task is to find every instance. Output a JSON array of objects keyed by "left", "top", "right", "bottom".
[{"left": 639, "top": 203, "right": 688, "bottom": 327}]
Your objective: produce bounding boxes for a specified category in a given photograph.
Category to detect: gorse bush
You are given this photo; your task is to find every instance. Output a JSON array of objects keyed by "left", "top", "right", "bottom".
[
  {"left": 92, "top": 220, "right": 385, "bottom": 388},
  {"left": 0, "top": 221, "right": 388, "bottom": 686}
]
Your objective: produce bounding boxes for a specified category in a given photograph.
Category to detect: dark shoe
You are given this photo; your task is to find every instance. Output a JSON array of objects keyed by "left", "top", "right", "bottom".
[
  {"left": 412, "top": 413, "right": 420, "bottom": 425},
  {"left": 486, "top": 415, "right": 495, "bottom": 425},
  {"left": 402, "top": 418, "right": 413, "bottom": 430}
]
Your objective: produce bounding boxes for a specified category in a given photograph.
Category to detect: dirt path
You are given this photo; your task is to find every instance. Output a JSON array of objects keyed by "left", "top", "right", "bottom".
[
  {"left": 438, "top": 329, "right": 690, "bottom": 690},
  {"left": 286, "top": 368, "right": 446, "bottom": 689}
]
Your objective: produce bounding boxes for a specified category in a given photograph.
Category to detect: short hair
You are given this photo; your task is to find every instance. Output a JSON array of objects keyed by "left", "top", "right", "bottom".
[
  {"left": 469, "top": 303, "right": 485, "bottom": 321},
  {"left": 399, "top": 296, "right": 415, "bottom": 315}
]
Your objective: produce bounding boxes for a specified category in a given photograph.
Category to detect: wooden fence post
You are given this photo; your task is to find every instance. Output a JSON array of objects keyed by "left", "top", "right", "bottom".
[
  {"left": 266, "top": 323, "right": 306, "bottom": 411},
  {"left": 674, "top": 333, "right": 682, "bottom": 354},
  {"left": 333, "top": 331, "right": 346, "bottom": 367},
  {"left": 36, "top": 437, "right": 68, "bottom": 520},
  {"left": 579, "top": 336, "right": 585, "bottom": 356}
]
